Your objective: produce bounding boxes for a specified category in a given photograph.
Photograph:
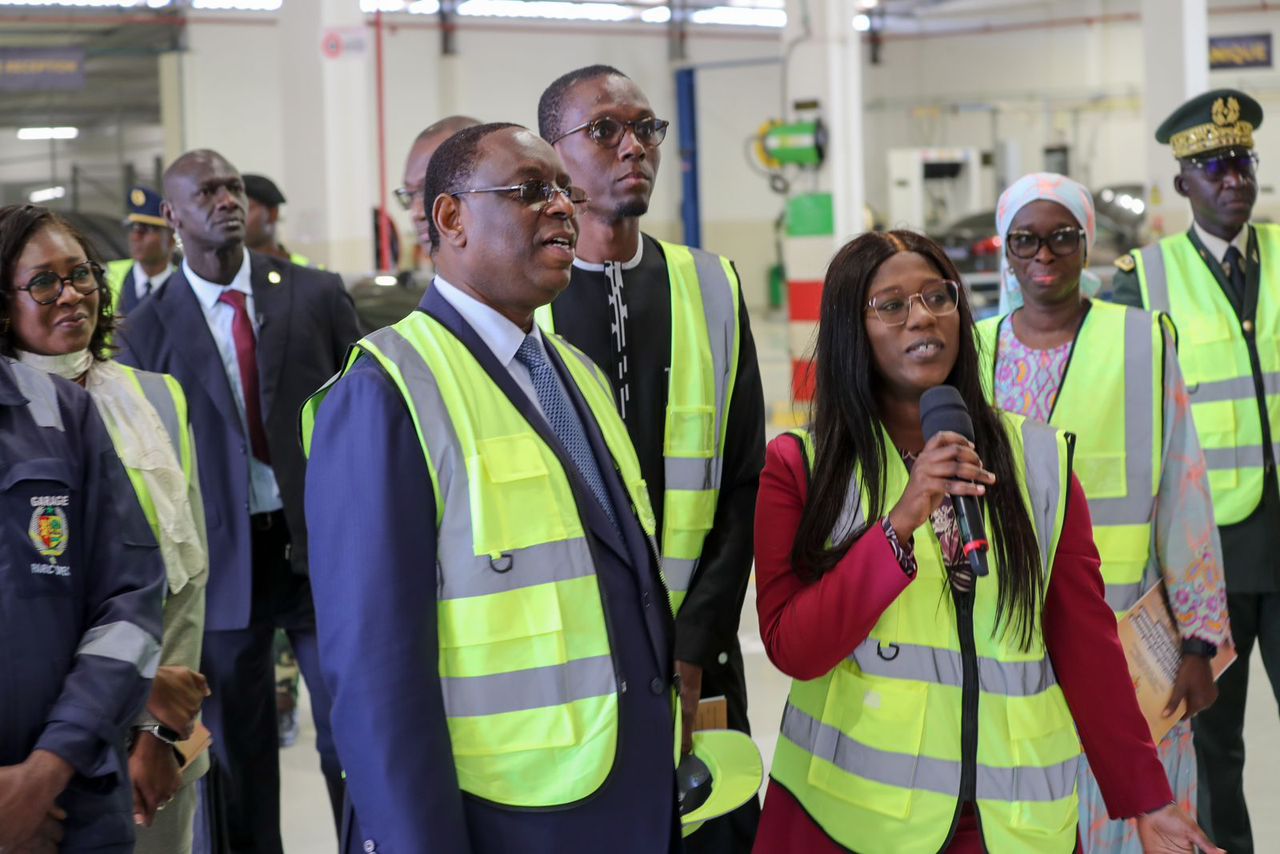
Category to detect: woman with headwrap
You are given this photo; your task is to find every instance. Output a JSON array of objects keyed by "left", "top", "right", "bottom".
[{"left": 975, "top": 173, "right": 1230, "bottom": 851}]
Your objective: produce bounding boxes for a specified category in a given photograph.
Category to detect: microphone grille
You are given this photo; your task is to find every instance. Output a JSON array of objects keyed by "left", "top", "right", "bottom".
[{"left": 920, "top": 385, "right": 975, "bottom": 443}]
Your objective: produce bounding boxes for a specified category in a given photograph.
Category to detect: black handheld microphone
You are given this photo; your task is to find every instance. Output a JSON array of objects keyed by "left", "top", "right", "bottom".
[{"left": 919, "top": 385, "right": 989, "bottom": 577}]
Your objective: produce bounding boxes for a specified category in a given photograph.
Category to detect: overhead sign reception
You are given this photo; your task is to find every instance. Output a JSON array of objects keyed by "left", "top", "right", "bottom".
[
  {"left": 1209, "top": 33, "right": 1272, "bottom": 70},
  {"left": 0, "top": 48, "right": 86, "bottom": 91}
]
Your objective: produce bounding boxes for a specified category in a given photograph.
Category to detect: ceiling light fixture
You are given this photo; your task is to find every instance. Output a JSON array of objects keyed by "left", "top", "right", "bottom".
[
  {"left": 17, "top": 127, "right": 79, "bottom": 141},
  {"left": 28, "top": 186, "right": 66, "bottom": 203}
]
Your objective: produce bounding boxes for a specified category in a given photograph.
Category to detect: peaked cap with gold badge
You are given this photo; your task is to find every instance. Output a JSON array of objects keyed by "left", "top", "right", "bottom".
[
  {"left": 123, "top": 185, "right": 169, "bottom": 229},
  {"left": 1156, "top": 88, "right": 1264, "bottom": 160}
]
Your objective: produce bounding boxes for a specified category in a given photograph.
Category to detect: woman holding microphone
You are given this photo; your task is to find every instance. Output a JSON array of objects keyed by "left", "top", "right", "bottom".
[{"left": 752, "top": 229, "right": 1218, "bottom": 853}]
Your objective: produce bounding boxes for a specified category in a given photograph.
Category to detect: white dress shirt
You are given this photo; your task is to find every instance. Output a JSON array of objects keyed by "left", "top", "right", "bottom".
[
  {"left": 432, "top": 275, "right": 548, "bottom": 417},
  {"left": 132, "top": 262, "right": 175, "bottom": 301},
  {"left": 1193, "top": 220, "right": 1251, "bottom": 270},
  {"left": 185, "top": 250, "right": 283, "bottom": 514}
]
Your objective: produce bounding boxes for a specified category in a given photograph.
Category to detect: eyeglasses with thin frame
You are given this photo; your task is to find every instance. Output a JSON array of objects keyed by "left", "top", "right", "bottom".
[
  {"left": 393, "top": 186, "right": 420, "bottom": 210},
  {"left": 1187, "top": 150, "right": 1259, "bottom": 183},
  {"left": 17, "top": 261, "right": 103, "bottom": 306},
  {"left": 449, "top": 179, "right": 589, "bottom": 210},
  {"left": 866, "top": 280, "right": 961, "bottom": 327},
  {"left": 1005, "top": 227, "right": 1086, "bottom": 260},
  {"left": 552, "top": 116, "right": 670, "bottom": 149}
]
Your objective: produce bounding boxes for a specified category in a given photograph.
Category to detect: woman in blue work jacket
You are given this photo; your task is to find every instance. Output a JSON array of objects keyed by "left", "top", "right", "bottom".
[{"left": 0, "top": 205, "right": 167, "bottom": 853}]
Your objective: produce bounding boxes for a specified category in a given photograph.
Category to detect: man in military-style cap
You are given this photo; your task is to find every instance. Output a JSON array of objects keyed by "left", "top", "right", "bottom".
[
  {"left": 243, "top": 173, "right": 314, "bottom": 267},
  {"left": 106, "top": 185, "right": 178, "bottom": 316},
  {"left": 1112, "top": 88, "right": 1275, "bottom": 854}
]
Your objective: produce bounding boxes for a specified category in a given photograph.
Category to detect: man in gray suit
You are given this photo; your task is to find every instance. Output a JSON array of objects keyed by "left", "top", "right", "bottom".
[{"left": 118, "top": 149, "right": 362, "bottom": 854}]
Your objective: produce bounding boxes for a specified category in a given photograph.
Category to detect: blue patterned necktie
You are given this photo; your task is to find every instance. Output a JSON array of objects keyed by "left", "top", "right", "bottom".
[{"left": 514, "top": 335, "right": 620, "bottom": 533}]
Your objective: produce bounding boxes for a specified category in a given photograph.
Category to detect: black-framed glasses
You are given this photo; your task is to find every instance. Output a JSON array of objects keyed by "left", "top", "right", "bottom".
[
  {"left": 552, "top": 116, "right": 670, "bottom": 148},
  {"left": 393, "top": 186, "right": 420, "bottom": 210},
  {"left": 449, "top": 179, "right": 588, "bottom": 210},
  {"left": 1188, "top": 150, "right": 1259, "bottom": 182},
  {"left": 1005, "top": 227, "right": 1086, "bottom": 260},
  {"left": 17, "top": 262, "right": 103, "bottom": 306},
  {"left": 866, "top": 280, "right": 960, "bottom": 327}
]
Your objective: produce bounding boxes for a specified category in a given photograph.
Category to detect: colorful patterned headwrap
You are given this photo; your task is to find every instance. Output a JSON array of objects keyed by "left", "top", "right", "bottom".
[{"left": 995, "top": 172, "right": 1099, "bottom": 313}]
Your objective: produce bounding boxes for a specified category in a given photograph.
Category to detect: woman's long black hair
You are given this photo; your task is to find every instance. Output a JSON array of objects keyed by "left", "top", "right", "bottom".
[
  {"left": 0, "top": 204, "right": 116, "bottom": 361},
  {"left": 791, "top": 230, "right": 1046, "bottom": 649}
]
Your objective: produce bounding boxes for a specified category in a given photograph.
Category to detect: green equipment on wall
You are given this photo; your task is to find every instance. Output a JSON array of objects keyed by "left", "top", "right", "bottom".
[{"left": 759, "top": 118, "right": 827, "bottom": 168}]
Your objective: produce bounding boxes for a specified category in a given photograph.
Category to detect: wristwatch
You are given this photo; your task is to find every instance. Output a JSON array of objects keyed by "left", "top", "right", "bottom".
[
  {"left": 132, "top": 722, "right": 182, "bottom": 746},
  {"left": 1181, "top": 637, "right": 1218, "bottom": 658}
]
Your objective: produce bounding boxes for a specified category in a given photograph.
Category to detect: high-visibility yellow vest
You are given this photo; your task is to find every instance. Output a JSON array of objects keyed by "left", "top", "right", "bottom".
[
  {"left": 1129, "top": 224, "right": 1280, "bottom": 524},
  {"left": 535, "top": 239, "right": 741, "bottom": 612},
  {"left": 289, "top": 252, "right": 319, "bottom": 268},
  {"left": 977, "top": 302, "right": 1165, "bottom": 614},
  {"left": 112, "top": 364, "right": 194, "bottom": 541},
  {"left": 105, "top": 259, "right": 133, "bottom": 313},
  {"left": 301, "top": 310, "right": 678, "bottom": 807},
  {"left": 772, "top": 414, "right": 1080, "bottom": 854}
]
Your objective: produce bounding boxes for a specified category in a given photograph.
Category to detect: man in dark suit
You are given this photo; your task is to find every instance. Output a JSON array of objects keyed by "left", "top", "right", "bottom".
[
  {"left": 1111, "top": 89, "right": 1278, "bottom": 854},
  {"left": 118, "top": 148, "right": 361, "bottom": 854},
  {"left": 302, "top": 123, "right": 684, "bottom": 853}
]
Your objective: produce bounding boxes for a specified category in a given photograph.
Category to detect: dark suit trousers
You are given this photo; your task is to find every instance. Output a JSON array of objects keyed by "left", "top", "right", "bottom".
[
  {"left": 201, "top": 511, "right": 343, "bottom": 853},
  {"left": 682, "top": 641, "right": 760, "bottom": 854},
  {"left": 1194, "top": 591, "right": 1280, "bottom": 854}
]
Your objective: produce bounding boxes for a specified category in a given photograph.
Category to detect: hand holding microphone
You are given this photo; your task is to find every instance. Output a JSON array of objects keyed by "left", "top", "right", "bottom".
[{"left": 886, "top": 386, "right": 996, "bottom": 576}]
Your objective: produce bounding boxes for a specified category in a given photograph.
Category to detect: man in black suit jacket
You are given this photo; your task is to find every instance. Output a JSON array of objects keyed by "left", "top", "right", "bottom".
[{"left": 118, "top": 149, "right": 362, "bottom": 854}]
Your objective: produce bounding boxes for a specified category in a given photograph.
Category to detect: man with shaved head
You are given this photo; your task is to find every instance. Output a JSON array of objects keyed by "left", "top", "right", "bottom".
[
  {"left": 397, "top": 115, "right": 481, "bottom": 249},
  {"left": 118, "top": 148, "right": 361, "bottom": 853}
]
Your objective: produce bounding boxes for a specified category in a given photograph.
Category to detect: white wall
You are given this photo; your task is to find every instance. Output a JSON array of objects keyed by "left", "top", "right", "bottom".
[
  {"left": 167, "top": 13, "right": 783, "bottom": 301},
  {"left": 162, "top": 7, "right": 1280, "bottom": 302}
]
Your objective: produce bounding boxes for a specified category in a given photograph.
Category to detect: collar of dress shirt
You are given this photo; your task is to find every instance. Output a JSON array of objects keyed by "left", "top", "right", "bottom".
[
  {"left": 571, "top": 232, "right": 644, "bottom": 272},
  {"left": 133, "top": 261, "right": 175, "bottom": 291},
  {"left": 1192, "top": 219, "right": 1250, "bottom": 265},
  {"left": 432, "top": 274, "right": 544, "bottom": 369},
  {"left": 185, "top": 248, "right": 252, "bottom": 311}
]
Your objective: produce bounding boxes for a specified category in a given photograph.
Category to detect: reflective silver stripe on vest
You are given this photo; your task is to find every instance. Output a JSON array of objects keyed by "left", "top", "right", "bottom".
[
  {"left": 1203, "top": 445, "right": 1267, "bottom": 471},
  {"left": 9, "top": 359, "right": 63, "bottom": 431},
  {"left": 780, "top": 701, "right": 1078, "bottom": 803},
  {"left": 363, "top": 328, "right": 600, "bottom": 602},
  {"left": 832, "top": 473, "right": 866, "bottom": 543},
  {"left": 664, "top": 557, "right": 697, "bottom": 593},
  {"left": 1087, "top": 308, "right": 1157, "bottom": 527},
  {"left": 1105, "top": 582, "right": 1146, "bottom": 613},
  {"left": 1019, "top": 419, "right": 1063, "bottom": 574},
  {"left": 667, "top": 457, "right": 714, "bottom": 492},
  {"left": 441, "top": 654, "right": 616, "bottom": 718},
  {"left": 663, "top": 247, "right": 737, "bottom": 583},
  {"left": 130, "top": 370, "right": 182, "bottom": 459},
  {"left": 77, "top": 620, "right": 161, "bottom": 678},
  {"left": 1188, "top": 372, "right": 1280, "bottom": 404},
  {"left": 847, "top": 638, "right": 1057, "bottom": 697},
  {"left": 1141, "top": 245, "right": 1170, "bottom": 313}
]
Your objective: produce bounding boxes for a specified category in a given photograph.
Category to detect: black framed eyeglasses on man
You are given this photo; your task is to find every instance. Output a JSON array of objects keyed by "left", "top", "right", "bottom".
[
  {"left": 1004, "top": 227, "right": 1086, "bottom": 260},
  {"left": 552, "top": 116, "right": 669, "bottom": 149},
  {"left": 449, "top": 179, "right": 588, "bottom": 210},
  {"left": 17, "top": 262, "right": 104, "bottom": 306}
]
